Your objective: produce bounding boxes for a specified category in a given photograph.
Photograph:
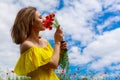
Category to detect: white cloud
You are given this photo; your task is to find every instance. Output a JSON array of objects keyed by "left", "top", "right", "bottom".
[
  {"left": 84, "top": 28, "right": 120, "bottom": 70},
  {"left": 0, "top": 0, "right": 120, "bottom": 73},
  {"left": 109, "top": 64, "right": 120, "bottom": 71},
  {"left": 55, "top": 0, "right": 102, "bottom": 46},
  {"left": 101, "top": 0, "right": 120, "bottom": 11},
  {"left": 68, "top": 27, "right": 120, "bottom": 70},
  {"left": 0, "top": 2, "right": 21, "bottom": 70},
  {"left": 14, "top": 0, "right": 59, "bottom": 12},
  {"left": 97, "top": 16, "right": 120, "bottom": 33},
  {"left": 107, "top": 3, "right": 120, "bottom": 12},
  {"left": 69, "top": 46, "right": 91, "bottom": 65}
]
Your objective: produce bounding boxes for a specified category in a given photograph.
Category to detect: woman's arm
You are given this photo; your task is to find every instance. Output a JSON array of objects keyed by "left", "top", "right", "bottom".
[
  {"left": 44, "top": 42, "right": 61, "bottom": 69},
  {"left": 43, "top": 27, "right": 63, "bottom": 69}
]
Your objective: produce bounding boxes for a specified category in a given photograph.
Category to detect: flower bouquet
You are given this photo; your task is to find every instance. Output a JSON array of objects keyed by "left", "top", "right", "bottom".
[{"left": 43, "top": 13, "right": 69, "bottom": 73}]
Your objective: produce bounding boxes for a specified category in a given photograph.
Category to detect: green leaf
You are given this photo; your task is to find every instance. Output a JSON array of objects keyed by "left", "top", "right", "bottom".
[{"left": 59, "top": 50, "right": 69, "bottom": 73}]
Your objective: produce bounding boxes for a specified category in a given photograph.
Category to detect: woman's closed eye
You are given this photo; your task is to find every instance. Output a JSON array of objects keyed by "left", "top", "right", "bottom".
[{"left": 39, "top": 15, "right": 42, "bottom": 19}]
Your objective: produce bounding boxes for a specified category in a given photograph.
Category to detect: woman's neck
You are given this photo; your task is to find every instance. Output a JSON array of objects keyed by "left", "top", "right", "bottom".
[{"left": 29, "top": 30, "right": 41, "bottom": 43}]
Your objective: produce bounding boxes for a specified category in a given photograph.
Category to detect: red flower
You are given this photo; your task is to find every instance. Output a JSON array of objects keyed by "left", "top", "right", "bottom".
[
  {"left": 6, "top": 72, "right": 8, "bottom": 75},
  {"left": 43, "top": 13, "right": 69, "bottom": 73},
  {"left": 62, "top": 70, "right": 64, "bottom": 73},
  {"left": 74, "top": 72, "right": 76, "bottom": 75},
  {"left": 43, "top": 13, "right": 55, "bottom": 30},
  {"left": 50, "top": 13, "right": 55, "bottom": 17},
  {"left": 60, "top": 70, "right": 64, "bottom": 77},
  {"left": 77, "top": 67, "right": 80, "bottom": 70},
  {"left": 104, "top": 72, "right": 107, "bottom": 74},
  {"left": 11, "top": 70, "right": 14, "bottom": 73}
]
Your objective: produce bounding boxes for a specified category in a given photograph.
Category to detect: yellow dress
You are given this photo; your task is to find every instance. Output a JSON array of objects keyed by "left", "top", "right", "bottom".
[{"left": 14, "top": 42, "right": 59, "bottom": 80}]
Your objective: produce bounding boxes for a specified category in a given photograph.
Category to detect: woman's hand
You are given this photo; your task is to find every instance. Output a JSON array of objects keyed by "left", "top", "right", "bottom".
[
  {"left": 45, "top": 27, "right": 63, "bottom": 69},
  {"left": 54, "top": 27, "right": 63, "bottom": 43},
  {"left": 60, "top": 40, "right": 68, "bottom": 52}
]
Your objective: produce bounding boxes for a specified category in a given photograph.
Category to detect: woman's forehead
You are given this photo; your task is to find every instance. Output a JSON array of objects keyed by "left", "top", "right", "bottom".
[{"left": 35, "top": 11, "right": 41, "bottom": 16}]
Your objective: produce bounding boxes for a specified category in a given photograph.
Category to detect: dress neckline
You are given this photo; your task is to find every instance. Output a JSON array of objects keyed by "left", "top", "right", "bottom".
[{"left": 21, "top": 42, "right": 49, "bottom": 54}]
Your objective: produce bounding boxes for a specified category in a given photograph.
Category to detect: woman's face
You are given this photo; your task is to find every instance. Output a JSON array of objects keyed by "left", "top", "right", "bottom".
[{"left": 32, "top": 11, "right": 45, "bottom": 31}]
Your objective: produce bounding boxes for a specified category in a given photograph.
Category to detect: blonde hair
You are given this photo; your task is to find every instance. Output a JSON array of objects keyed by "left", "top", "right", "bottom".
[{"left": 11, "top": 6, "right": 37, "bottom": 44}]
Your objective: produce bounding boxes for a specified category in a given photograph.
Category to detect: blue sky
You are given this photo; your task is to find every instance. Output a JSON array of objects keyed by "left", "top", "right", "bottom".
[{"left": 0, "top": 0, "right": 120, "bottom": 78}]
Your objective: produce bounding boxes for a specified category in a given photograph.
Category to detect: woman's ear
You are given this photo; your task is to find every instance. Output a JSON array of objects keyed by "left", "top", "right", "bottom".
[
  {"left": 32, "top": 18, "right": 35, "bottom": 26},
  {"left": 32, "top": 21, "right": 34, "bottom": 26}
]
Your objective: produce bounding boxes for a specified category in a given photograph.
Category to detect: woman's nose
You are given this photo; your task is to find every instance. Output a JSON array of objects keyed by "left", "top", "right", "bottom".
[{"left": 42, "top": 18, "right": 45, "bottom": 23}]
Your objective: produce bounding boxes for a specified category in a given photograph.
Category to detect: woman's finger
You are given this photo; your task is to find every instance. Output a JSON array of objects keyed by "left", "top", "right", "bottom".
[
  {"left": 60, "top": 44, "right": 68, "bottom": 50},
  {"left": 61, "top": 46, "right": 68, "bottom": 50},
  {"left": 57, "top": 27, "right": 62, "bottom": 33}
]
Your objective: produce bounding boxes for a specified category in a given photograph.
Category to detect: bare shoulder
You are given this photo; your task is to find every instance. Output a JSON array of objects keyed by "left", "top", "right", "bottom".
[{"left": 20, "top": 40, "right": 34, "bottom": 53}]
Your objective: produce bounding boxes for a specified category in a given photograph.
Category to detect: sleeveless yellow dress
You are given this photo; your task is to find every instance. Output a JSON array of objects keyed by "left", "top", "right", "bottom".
[{"left": 14, "top": 42, "right": 59, "bottom": 80}]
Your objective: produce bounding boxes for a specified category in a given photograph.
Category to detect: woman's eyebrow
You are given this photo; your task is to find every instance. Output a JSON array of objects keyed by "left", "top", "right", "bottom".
[{"left": 39, "top": 15, "right": 42, "bottom": 18}]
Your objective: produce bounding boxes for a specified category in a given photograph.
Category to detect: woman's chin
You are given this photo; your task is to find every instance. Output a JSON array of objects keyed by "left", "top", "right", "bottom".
[
  {"left": 40, "top": 26, "right": 46, "bottom": 30},
  {"left": 43, "top": 27, "right": 46, "bottom": 30},
  {"left": 41, "top": 27, "right": 46, "bottom": 31},
  {"left": 39, "top": 28, "right": 45, "bottom": 31}
]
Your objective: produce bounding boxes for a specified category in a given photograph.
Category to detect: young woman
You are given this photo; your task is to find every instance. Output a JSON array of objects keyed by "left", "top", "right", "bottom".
[{"left": 11, "top": 6, "right": 67, "bottom": 80}]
